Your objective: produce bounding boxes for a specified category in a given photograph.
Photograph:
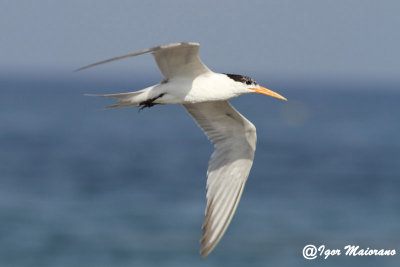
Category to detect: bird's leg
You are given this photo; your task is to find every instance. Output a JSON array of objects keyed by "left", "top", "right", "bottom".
[{"left": 138, "top": 93, "right": 165, "bottom": 111}]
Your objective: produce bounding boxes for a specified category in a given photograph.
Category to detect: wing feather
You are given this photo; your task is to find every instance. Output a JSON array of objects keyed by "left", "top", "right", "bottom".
[
  {"left": 76, "top": 42, "right": 211, "bottom": 79},
  {"left": 152, "top": 43, "right": 211, "bottom": 78},
  {"left": 183, "top": 101, "right": 257, "bottom": 258}
]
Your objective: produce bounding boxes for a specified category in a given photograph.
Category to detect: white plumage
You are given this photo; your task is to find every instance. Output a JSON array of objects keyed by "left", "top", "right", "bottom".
[
  {"left": 78, "top": 42, "right": 286, "bottom": 258},
  {"left": 184, "top": 101, "right": 256, "bottom": 256}
]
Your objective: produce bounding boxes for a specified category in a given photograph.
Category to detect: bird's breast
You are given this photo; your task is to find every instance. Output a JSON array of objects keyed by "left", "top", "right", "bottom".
[{"left": 152, "top": 73, "right": 240, "bottom": 104}]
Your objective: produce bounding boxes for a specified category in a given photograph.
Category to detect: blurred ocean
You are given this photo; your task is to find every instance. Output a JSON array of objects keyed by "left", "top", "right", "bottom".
[{"left": 0, "top": 74, "right": 399, "bottom": 267}]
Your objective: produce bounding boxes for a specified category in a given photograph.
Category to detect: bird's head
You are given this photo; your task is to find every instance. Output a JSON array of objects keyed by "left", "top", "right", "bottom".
[{"left": 225, "top": 73, "right": 287, "bottom": 101}]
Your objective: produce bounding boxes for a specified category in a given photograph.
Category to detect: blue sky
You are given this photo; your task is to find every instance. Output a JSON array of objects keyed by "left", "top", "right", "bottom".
[{"left": 1, "top": 0, "right": 399, "bottom": 81}]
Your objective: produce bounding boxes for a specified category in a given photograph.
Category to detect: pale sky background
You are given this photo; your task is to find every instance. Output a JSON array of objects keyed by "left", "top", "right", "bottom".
[{"left": 1, "top": 0, "right": 399, "bottom": 81}]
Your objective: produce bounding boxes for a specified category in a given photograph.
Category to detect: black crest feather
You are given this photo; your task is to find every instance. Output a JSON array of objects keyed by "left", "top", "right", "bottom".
[{"left": 224, "top": 74, "right": 257, "bottom": 85}]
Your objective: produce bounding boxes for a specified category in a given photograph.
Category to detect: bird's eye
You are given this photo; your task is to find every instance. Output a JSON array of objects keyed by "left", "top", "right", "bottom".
[{"left": 246, "top": 80, "right": 252, "bottom": 85}]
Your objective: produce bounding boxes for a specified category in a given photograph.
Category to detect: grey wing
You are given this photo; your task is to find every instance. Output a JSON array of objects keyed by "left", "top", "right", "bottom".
[
  {"left": 75, "top": 42, "right": 211, "bottom": 78},
  {"left": 151, "top": 42, "right": 211, "bottom": 78},
  {"left": 183, "top": 101, "right": 257, "bottom": 258}
]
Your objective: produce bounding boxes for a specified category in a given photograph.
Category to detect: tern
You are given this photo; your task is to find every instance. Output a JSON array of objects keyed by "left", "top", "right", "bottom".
[{"left": 78, "top": 42, "right": 286, "bottom": 258}]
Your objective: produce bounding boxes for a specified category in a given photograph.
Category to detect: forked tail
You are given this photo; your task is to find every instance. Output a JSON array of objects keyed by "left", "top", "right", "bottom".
[{"left": 85, "top": 89, "right": 147, "bottom": 109}]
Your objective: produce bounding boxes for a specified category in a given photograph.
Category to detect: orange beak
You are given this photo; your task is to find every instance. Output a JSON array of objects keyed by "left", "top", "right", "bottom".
[{"left": 250, "top": 86, "right": 287, "bottom": 101}]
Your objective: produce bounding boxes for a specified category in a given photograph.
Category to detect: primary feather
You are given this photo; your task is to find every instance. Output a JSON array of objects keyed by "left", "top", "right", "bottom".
[{"left": 184, "top": 101, "right": 256, "bottom": 258}]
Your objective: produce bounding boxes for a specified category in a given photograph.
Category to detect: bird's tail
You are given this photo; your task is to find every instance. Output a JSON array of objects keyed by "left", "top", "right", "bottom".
[{"left": 85, "top": 89, "right": 147, "bottom": 109}]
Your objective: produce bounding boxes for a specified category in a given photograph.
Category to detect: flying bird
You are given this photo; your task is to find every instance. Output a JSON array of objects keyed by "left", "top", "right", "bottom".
[{"left": 77, "top": 42, "right": 286, "bottom": 258}]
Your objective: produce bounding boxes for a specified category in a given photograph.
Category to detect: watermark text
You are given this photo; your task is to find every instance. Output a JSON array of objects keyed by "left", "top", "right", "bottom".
[{"left": 302, "top": 244, "right": 396, "bottom": 260}]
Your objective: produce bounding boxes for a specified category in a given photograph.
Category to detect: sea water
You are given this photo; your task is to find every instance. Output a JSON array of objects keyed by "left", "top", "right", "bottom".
[{"left": 0, "top": 74, "right": 399, "bottom": 266}]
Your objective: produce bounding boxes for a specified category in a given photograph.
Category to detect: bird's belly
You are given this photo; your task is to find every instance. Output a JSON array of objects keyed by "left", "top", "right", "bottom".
[
  {"left": 182, "top": 88, "right": 238, "bottom": 103},
  {"left": 151, "top": 74, "right": 240, "bottom": 104},
  {"left": 153, "top": 86, "right": 237, "bottom": 104}
]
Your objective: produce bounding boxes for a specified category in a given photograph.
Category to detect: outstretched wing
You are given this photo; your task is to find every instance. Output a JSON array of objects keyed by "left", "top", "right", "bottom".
[
  {"left": 76, "top": 42, "right": 211, "bottom": 78},
  {"left": 183, "top": 101, "right": 257, "bottom": 258}
]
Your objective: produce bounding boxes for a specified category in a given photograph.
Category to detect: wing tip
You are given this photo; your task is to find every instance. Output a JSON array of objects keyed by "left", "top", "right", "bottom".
[
  {"left": 75, "top": 42, "right": 201, "bottom": 72},
  {"left": 200, "top": 247, "right": 212, "bottom": 259},
  {"left": 74, "top": 65, "right": 92, "bottom": 72}
]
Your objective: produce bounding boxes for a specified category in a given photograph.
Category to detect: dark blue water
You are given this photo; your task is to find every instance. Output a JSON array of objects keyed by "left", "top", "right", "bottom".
[{"left": 1, "top": 74, "right": 399, "bottom": 266}]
